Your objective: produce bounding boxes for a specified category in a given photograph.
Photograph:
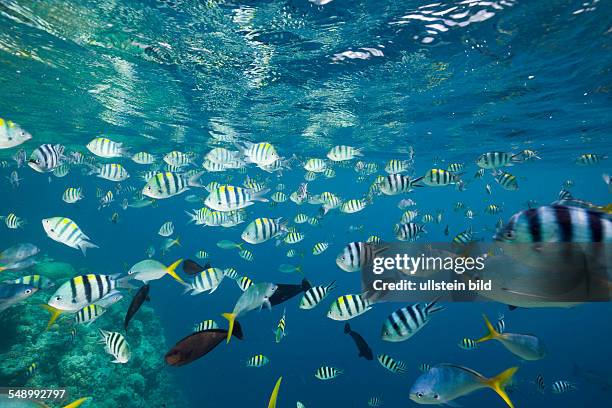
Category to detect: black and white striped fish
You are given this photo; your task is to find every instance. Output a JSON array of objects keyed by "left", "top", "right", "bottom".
[
  {"left": 299, "top": 281, "right": 336, "bottom": 309},
  {"left": 381, "top": 298, "right": 445, "bottom": 342},
  {"left": 534, "top": 374, "right": 545, "bottom": 394},
  {"left": 28, "top": 144, "right": 65, "bottom": 173},
  {"left": 75, "top": 304, "right": 106, "bottom": 325},
  {"left": 495, "top": 205, "right": 612, "bottom": 243},
  {"left": 87, "top": 137, "right": 127, "bottom": 158},
  {"left": 42, "top": 217, "right": 98, "bottom": 255},
  {"left": 495, "top": 314, "right": 506, "bottom": 334},
  {"left": 377, "top": 354, "right": 407, "bottom": 374},
  {"left": 336, "top": 242, "right": 386, "bottom": 272},
  {"left": 241, "top": 217, "right": 287, "bottom": 244},
  {"left": 315, "top": 366, "right": 342, "bottom": 380},
  {"left": 158, "top": 221, "right": 174, "bottom": 237},
  {"left": 380, "top": 174, "right": 423, "bottom": 195},
  {"left": 142, "top": 171, "right": 203, "bottom": 199},
  {"left": 2, "top": 213, "right": 25, "bottom": 229},
  {"left": 99, "top": 329, "right": 130, "bottom": 363},
  {"left": 246, "top": 354, "right": 270, "bottom": 367},
  {"left": 394, "top": 223, "right": 426, "bottom": 241},
  {"left": 492, "top": 169, "right": 519, "bottom": 191},
  {"left": 551, "top": 380, "right": 576, "bottom": 393},
  {"left": 458, "top": 338, "right": 479, "bottom": 350},
  {"left": 476, "top": 151, "right": 520, "bottom": 169},
  {"left": 98, "top": 191, "right": 114, "bottom": 209},
  {"left": 193, "top": 319, "right": 219, "bottom": 332},
  {"left": 422, "top": 169, "right": 462, "bottom": 186},
  {"left": 47, "top": 273, "right": 129, "bottom": 312},
  {"left": 90, "top": 163, "right": 130, "bottom": 182},
  {"left": 576, "top": 153, "right": 607, "bottom": 165}
]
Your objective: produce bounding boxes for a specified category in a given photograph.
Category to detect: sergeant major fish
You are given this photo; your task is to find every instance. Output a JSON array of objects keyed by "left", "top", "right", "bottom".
[{"left": 42, "top": 217, "right": 98, "bottom": 255}]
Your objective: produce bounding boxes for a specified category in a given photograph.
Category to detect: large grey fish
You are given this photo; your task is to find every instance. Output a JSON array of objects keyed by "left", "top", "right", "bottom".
[
  {"left": 222, "top": 282, "right": 277, "bottom": 343},
  {"left": 0, "top": 283, "right": 38, "bottom": 313}
]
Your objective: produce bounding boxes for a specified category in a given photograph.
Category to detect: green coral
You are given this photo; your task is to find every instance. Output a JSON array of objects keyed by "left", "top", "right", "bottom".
[{"left": 0, "top": 262, "right": 185, "bottom": 408}]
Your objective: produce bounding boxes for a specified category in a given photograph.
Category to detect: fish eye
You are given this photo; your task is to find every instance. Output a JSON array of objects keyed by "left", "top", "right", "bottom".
[
  {"left": 434, "top": 395, "right": 439, "bottom": 400},
  {"left": 504, "top": 230, "right": 515, "bottom": 239},
  {"left": 217, "top": 201, "right": 222, "bottom": 205},
  {"left": 416, "top": 393, "right": 423, "bottom": 398},
  {"left": 24, "top": 289, "right": 32, "bottom": 294},
  {"left": 55, "top": 295, "right": 62, "bottom": 301}
]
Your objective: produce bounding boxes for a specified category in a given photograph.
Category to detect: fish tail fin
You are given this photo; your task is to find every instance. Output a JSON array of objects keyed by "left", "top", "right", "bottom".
[
  {"left": 410, "top": 176, "right": 424, "bottom": 187},
  {"left": 115, "top": 275, "right": 137, "bottom": 290},
  {"left": 476, "top": 314, "right": 499, "bottom": 343},
  {"left": 173, "top": 236, "right": 181, "bottom": 246},
  {"left": 278, "top": 217, "right": 289, "bottom": 232},
  {"left": 425, "top": 296, "right": 445, "bottom": 314},
  {"left": 78, "top": 240, "right": 99, "bottom": 256},
  {"left": 184, "top": 210, "right": 196, "bottom": 224},
  {"left": 222, "top": 312, "right": 237, "bottom": 344},
  {"left": 187, "top": 171, "right": 204, "bottom": 188},
  {"left": 166, "top": 259, "right": 185, "bottom": 283},
  {"left": 251, "top": 187, "right": 270, "bottom": 202},
  {"left": 62, "top": 397, "right": 91, "bottom": 408},
  {"left": 267, "top": 376, "right": 283, "bottom": 408},
  {"left": 327, "top": 280, "right": 337, "bottom": 291},
  {"left": 41, "top": 304, "right": 63, "bottom": 331},
  {"left": 483, "top": 367, "right": 518, "bottom": 408}
]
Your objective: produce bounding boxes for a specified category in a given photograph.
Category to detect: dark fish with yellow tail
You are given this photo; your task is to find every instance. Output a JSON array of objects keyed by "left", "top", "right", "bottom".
[
  {"left": 165, "top": 320, "right": 244, "bottom": 366},
  {"left": 124, "top": 284, "right": 150, "bottom": 331},
  {"left": 344, "top": 323, "right": 373, "bottom": 360}
]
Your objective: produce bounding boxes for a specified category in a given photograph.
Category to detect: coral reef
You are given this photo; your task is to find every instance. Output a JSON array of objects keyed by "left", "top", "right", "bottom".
[{"left": 0, "top": 261, "right": 185, "bottom": 408}]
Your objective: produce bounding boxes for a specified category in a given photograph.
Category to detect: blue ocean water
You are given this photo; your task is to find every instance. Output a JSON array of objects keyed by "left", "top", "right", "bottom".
[{"left": 0, "top": 0, "right": 611, "bottom": 407}]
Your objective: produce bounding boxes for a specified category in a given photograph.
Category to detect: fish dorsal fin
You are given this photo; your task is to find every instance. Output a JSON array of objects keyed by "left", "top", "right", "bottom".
[{"left": 437, "top": 364, "right": 486, "bottom": 380}]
